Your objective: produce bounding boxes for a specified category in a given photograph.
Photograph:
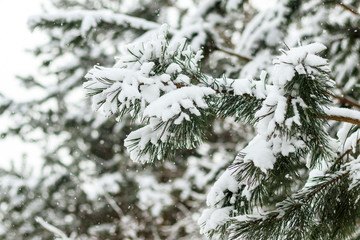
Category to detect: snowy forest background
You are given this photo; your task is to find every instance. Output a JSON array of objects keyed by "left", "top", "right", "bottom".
[{"left": 1, "top": 0, "right": 360, "bottom": 239}]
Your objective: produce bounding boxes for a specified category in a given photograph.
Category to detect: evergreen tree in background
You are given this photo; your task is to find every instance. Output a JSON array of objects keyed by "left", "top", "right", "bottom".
[{"left": 1, "top": 0, "right": 360, "bottom": 239}]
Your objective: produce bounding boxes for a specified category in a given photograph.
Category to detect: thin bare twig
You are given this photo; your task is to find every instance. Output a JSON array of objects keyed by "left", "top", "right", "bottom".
[
  {"left": 35, "top": 217, "right": 72, "bottom": 240},
  {"left": 103, "top": 191, "right": 123, "bottom": 219},
  {"left": 214, "top": 46, "right": 252, "bottom": 62},
  {"left": 329, "top": 92, "right": 360, "bottom": 109},
  {"left": 336, "top": 2, "right": 360, "bottom": 16}
]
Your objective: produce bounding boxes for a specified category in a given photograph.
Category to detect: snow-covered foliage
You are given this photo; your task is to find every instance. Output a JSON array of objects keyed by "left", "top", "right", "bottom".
[
  {"left": 197, "top": 42, "right": 336, "bottom": 236},
  {"left": 84, "top": 25, "right": 206, "bottom": 120},
  {"left": 1, "top": 0, "right": 360, "bottom": 239},
  {"left": 84, "top": 26, "right": 216, "bottom": 163}
]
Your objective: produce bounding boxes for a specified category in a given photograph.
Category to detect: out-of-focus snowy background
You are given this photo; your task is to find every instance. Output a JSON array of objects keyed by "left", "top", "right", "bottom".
[{"left": 0, "top": 0, "right": 46, "bottom": 174}]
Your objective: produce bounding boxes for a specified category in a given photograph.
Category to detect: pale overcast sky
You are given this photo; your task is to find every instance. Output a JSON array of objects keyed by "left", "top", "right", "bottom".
[
  {"left": 0, "top": 0, "right": 46, "bottom": 100},
  {"left": 0, "top": 0, "right": 45, "bottom": 173}
]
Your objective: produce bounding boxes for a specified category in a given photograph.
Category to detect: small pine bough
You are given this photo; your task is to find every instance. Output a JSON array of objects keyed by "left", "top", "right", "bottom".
[{"left": 83, "top": 25, "right": 360, "bottom": 239}]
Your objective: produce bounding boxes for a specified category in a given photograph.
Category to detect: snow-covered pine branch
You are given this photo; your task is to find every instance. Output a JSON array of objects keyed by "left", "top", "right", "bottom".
[
  {"left": 227, "top": 132, "right": 360, "bottom": 240},
  {"left": 28, "top": 10, "right": 161, "bottom": 37},
  {"left": 84, "top": 24, "right": 360, "bottom": 168},
  {"left": 84, "top": 25, "right": 215, "bottom": 163},
  {"left": 198, "top": 42, "right": 339, "bottom": 238},
  {"left": 82, "top": 19, "right": 360, "bottom": 240}
]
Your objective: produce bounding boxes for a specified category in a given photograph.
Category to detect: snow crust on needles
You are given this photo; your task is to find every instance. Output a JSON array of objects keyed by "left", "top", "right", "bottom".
[
  {"left": 253, "top": 42, "right": 330, "bottom": 172},
  {"left": 143, "top": 86, "right": 215, "bottom": 122},
  {"left": 198, "top": 169, "right": 238, "bottom": 234},
  {"left": 272, "top": 42, "right": 329, "bottom": 85}
]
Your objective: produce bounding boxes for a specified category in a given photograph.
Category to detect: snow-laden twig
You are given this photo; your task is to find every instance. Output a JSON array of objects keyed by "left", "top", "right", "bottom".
[
  {"left": 323, "top": 106, "right": 360, "bottom": 126},
  {"left": 35, "top": 217, "right": 72, "bottom": 240},
  {"left": 103, "top": 191, "right": 123, "bottom": 219}
]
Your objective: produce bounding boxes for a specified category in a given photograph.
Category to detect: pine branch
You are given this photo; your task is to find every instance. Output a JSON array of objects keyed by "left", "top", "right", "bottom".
[
  {"left": 332, "top": 138, "right": 360, "bottom": 168},
  {"left": 228, "top": 130, "right": 360, "bottom": 239},
  {"left": 155, "top": 81, "right": 360, "bottom": 126},
  {"left": 303, "top": 171, "right": 350, "bottom": 202},
  {"left": 277, "top": 170, "right": 350, "bottom": 220},
  {"left": 229, "top": 169, "right": 352, "bottom": 240},
  {"left": 28, "top": 10, "right": 161, "bottom": 34}
]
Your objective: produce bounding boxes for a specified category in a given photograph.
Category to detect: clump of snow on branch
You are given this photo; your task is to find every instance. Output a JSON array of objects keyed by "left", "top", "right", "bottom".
[
  {"left": 212, "top": 75, "right": 268, "bottom": 100},
  {"left": 198, "top": 206, "right": 234, "bottom": 235},
  {"left": 198, "top": 169, "right": 238, "bottom": 234},
  {"left": 242, "top": 135, "right": 277, "bottom": 172},
  {"left": 206, "top": 170, "right": 239, "bottom": 207},
  {"left": 143, "top": 86, "right": 215, "bottom": 123}
]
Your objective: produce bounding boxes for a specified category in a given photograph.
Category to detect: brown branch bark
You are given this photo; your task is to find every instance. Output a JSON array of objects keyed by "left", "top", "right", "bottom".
[
  {"left": 213, "top": 46, "right": 252, "bottom": 63},
  {"left": 319, "top": 114, "right": 360, "bottom": 126},
  {"left": 336, "top": 2, "right": 360, "bottom": 16}
]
